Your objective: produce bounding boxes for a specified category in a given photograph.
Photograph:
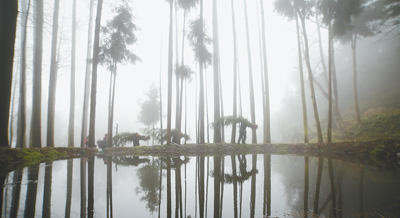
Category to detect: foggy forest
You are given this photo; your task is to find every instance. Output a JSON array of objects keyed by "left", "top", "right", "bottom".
[{"left": 0, "top": 0, "right": 400, "bottom": 217}]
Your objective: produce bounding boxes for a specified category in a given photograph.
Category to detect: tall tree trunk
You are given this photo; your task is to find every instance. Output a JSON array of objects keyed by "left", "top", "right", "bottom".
[
  {"left": 16, "top": 0, "right": 31, "bottom": 148},
  {"left": 88, "top": 0, "right": 104, "bottom": 148},
  {"left": 219, "top": 73, "right": 225, "bottom": 143},
  {"left": 299, "top": 15, "right": 323, "bottom": 143},
  {"left": 259, "top": 0, "right": 271, "bottom": 144},
  {"left": 65, "top": 160, "right": 73, "bottom": 218},
  {"left": 205, "top": 70, "right": 210, "bottom": 143},
  {"left": 159, "top": 51, "right": 163, "bottom": 145},
  {"left": 46, "top": 0, "right": 60, "bottom": 147},
  {"left": 107, "top": 70, "right": 117, "bottom": 147},
  {"left": 166, "top": 0, "right": 174, "bottom": 145},
  {"left": 212, "top": 0, "right": 221, "bottom": 144},
  {"left": 68, "top": 0, "right": 77, "bottom": 147},
  {"left": 0, "top": 0, "right": 17, "bottom": 147},
  {"left": 30, "top": 0, "right": 44, "bottom": 148},
  {"left": 243, "top": 0, "right": 257, "bottom": 144},
  {"left": 316, "top": 18, "right": 329, "bottom": 86},
  {"left": 80, "top": 0, "right": 95, "bottom": 148},
  {"left": 198, "top": 0, "right": 205, "bottom": 145},
  {"left": 42, "top": 163, "right": 53, "bottom": 218},
  {"left": 327, "top": 20, "right": 333, "bottom": 143},
  {"left": 351, "top": 34, "right": 361, "bottom": 124},
  {"left": 295, "top": 15, "right": 309, "bottom": 143},
  {"left": 230, "top": 0, "right": 238, "bottom": 144}
]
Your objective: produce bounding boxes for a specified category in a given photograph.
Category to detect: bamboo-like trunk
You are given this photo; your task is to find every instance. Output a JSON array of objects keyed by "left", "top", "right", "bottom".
[
  {"left": 68, "top": 0, "right": 77, "bottom": 148},
  {"left": 30, "top": 0, "right": 44, "bottom": 147},
  {"left": 327, "top": 20, "right": 333, "bottom": 143},
  {"left": 80, "top": 0, "right": 95, "bottom": 148},
  {"left": 259, "top": 0, "right": 271, "bottom": 144},
  {"left": 295, "top": 15, "right": 309, "bottom": 143},
  {"left": 243, "top": 0, "right": 257, "bottom": 144},
  {"left": 299, "top": 15, "right": 323, "bottom": 143},
  {"left": 212, "top": 0, "right": 221, "bottom": 144},
  {"left": 351, "top": 34, "right": 361, "bottom": 124},
  {"left": 166, "top": 0, "right": 174, "bottom": 145},
  {"left": 46, "top": 0, "right": 60, "bottom": 147},
  {"left": 16, "top": 0, "right": 31, "bottom": 148},
  {"left": 230, "top": 0, "right": 238, "bottom": 144},
  {"left": 88, "top": 0, "right": 104, "bottom": 148}
]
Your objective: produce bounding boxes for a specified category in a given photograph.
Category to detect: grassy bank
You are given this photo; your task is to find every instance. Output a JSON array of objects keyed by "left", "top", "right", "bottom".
[
  {"left": 103, "top": 139, "right": 400, "bottom": 168},
  {"left": 0, "top": 147, "right": 98, "bottom": 172}
]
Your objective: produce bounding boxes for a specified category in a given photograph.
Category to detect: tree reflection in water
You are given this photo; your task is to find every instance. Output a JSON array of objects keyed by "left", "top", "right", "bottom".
[
  {"left": 1, "top": 154, "right": 400, "bottom": 217},
  {"left": 136, "top": 159, "right": 160, "bottom": 214}
]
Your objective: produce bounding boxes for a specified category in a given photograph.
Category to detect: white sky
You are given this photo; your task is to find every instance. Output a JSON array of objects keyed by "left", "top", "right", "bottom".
[{"left": 12, "top": 0, "right": 331, "bottom": 146}]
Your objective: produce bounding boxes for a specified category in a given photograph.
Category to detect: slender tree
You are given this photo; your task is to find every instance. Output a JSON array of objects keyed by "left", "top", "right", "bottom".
[
  {"left": 166, "top": 0, "right": 174, "bottom": 145},
  {"left": 295, "top": 14, "right": 309, "bottom": 143},
  {"left": 80, "top": 0, "right": 95, "bottom": 148},
  {"left": 16, "top": 0, "right": 31, "bottom": 148},
  {"left": 259, "top": 0, "right": 271, "bottom": 144},
  {"left": 0, "top": 0, "right": 17, "bottom": 148},
  {"left": 99, "top": 2, "right": 139, "bottom": 147},
  {"left": 88, "top": 0, "right": 104, "bottom": 148},
  {"left": 230, "top": 0, "right": 238, "bottom": 144},
  {"left": 30, "top": 0, "right": 44, "bottom": 147},
  {"left": 46, "top": 0, "right": 60, "bottom": 147},
  {"left": 243, "top": 0, "right": 257, "bottom": 144},
  {"left": 68, "top": 0, "right": 77, "bottom": 147}
]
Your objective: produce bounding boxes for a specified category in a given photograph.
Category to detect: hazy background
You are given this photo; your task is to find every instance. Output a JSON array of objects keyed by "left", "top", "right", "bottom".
[{"left": 10, "top": 0, "right": 400, "bottom": 146}]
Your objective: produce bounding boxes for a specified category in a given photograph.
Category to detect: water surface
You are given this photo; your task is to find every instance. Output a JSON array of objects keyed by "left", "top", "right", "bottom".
[{"left": 2, "top": 154, "right": 400, "bottom": 217}]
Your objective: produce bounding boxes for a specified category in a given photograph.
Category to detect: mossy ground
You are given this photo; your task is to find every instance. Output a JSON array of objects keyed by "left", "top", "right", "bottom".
[{"left": 0, "top": 147, "right": 98, "bottom": 173}]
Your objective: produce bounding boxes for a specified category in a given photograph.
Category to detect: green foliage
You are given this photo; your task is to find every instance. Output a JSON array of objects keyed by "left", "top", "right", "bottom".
[
  {"left": 188, "top": 18, "right": 212, "bottom": 66},
  {"left": 136, "top": 162, "right": 160, "bottom": 213},
  {"left": 343, "top": 109, "right": 400, "bottom": 141},
  {"left": 274, "top": 0, "right": 314, "bottom": 20},
  {"left": 177, "top": 0, "right": 198, "bottom": 11},
  {"left": 99, "top": 1, "right": 139, "bottom": 72},
  {"left": 175, "top": 64, "right": 194, "bottom": 81},
  {"left": 212, "top": 115, "right": 257, "bottom": 129},
  {"left": 138, "top": 85, "right": 160, "bottom": 126},
  {"left": 153, "top": 128, "right": 190, "bottom": 144},
  {"left": 113, "top": 132, "right": 150, "bottom": 147}
]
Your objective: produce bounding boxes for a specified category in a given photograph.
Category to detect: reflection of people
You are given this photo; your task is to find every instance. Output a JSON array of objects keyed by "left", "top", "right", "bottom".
[{"left": 238, "top": 123, "right": 247, "bottom": 144}]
